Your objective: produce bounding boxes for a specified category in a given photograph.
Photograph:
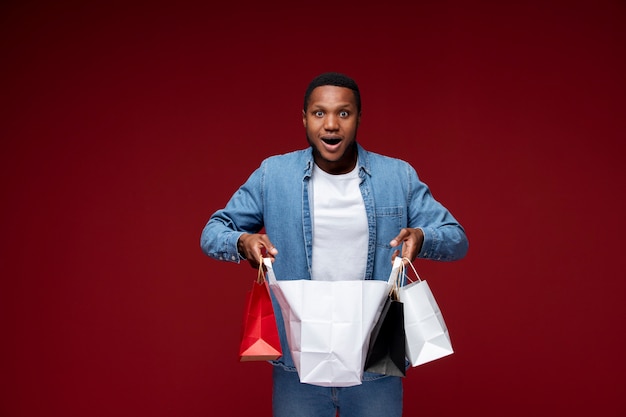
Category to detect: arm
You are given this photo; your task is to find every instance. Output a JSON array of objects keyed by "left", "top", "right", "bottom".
[
  {"left": 390, "top": 165, "right": 468, "bottom": 263},
  {"left": 200, "top": 165, "right": 277, "bottom": 268}
]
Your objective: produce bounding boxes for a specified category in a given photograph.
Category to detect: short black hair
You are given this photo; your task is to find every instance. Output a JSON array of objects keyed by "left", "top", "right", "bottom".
[{"left": 303, "top": 72, "right": 361, "bottom": 113}]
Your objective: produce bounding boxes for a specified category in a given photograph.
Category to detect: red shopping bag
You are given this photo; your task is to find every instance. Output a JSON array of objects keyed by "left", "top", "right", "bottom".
[{"left": 238, "top": 261, "right": 282, "bottom": 361}]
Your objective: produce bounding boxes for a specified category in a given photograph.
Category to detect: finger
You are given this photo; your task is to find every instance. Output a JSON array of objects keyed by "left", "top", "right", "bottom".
[
  {"left": 249, "top": 239, "right": 269, "bottom": 265},
  {"left": 400, "top": 241, "right": 419, "bottom": 263},
  {"left": 401, "top": 248, "right": 415, "bottom": 264},
  {"left": 260, "top": 235, "right": 279, "bottom": 256},
  {"left": 391, "top": 249, "right": 400, "bottom": 264},
  {"left": 389, "top": 228, "right": 409, "bottom": 247},
  {"left": 263, "top": 244, "right": 278, "bottom": 256}
]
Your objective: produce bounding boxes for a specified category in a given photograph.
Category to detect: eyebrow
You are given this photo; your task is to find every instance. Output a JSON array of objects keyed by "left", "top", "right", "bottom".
[{"left": 308, "top": 103, "right": 354, "bottom": 111}]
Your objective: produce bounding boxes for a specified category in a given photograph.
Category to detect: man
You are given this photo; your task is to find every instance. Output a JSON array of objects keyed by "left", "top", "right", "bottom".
[{"left": 201, "top": 72, "right": 468, "bottom": 417}]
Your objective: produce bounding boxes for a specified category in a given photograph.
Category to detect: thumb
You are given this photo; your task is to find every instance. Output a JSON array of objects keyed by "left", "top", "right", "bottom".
[
  {"left": 261, "top": 235, "right": 278, "bottom": 256},
  {"left": 389, "top": 229, "right": 408, "bottom": 247}
]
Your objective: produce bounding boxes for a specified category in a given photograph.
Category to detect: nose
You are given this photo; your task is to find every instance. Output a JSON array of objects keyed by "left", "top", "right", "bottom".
[{"left": 324, "top": 114, "right": 338, "bottom": 131}]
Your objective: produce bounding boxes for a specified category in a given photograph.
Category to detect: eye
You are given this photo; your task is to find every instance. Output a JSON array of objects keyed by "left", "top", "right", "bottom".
[
  {"left": 314, "top": 110, "right": 324, "bottom": 117},
  {"left": 339, "top": 110, "right": 349, "bottom": 118}
]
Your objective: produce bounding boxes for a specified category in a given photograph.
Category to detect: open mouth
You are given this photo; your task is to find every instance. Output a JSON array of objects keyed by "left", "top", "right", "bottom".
[{"left": 322, "top": 138, "right": 341, "bottom": 145}]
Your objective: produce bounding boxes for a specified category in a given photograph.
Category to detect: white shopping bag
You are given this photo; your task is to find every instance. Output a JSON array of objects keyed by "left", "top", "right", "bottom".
[
  {"left": 398, "top": 260, "right": 454, "bottom": 366},
  {"left": 264, "top": 257, "right": 403, "bottom": 387}
]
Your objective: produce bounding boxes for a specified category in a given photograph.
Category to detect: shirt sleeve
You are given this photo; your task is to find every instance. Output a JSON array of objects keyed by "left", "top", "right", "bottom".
[
  {"left": 406, "top": 165, "right": 469, "bottom": 261},
  {"left": 200, "top": 164, "right": 266, "bottom": 263}
]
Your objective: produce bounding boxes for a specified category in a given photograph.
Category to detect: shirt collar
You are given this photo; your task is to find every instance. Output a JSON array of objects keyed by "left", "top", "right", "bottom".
[{"left": 303, "top": 143, "right": 371, "bottom": 178}]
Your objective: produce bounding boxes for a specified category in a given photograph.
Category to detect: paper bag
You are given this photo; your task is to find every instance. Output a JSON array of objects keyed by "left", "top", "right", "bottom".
[
  {"left": 398, "top": 260, "right": 453, "bottom": 366},
  {"left": 238, "top": 261, "right": 282, "bottom": 361},
  {"left": 264, "top": 257, "right": 403, "bottom": 387},
  {"left": 363, "top": 290, "right": 406, "bottom": 377}
]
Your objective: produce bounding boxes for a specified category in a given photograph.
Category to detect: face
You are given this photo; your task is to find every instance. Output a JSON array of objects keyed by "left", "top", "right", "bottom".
[{"left": 303, "top": 85, "right": 360, "bottom": 175}]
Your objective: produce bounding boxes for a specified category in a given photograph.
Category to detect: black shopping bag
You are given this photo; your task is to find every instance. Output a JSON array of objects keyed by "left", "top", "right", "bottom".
[{"left": 364, "top": 292, "right": 406, "bottom": 377}]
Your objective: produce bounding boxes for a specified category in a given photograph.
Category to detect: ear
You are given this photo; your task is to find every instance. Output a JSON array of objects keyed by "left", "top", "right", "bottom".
[
  {"left": 357, "top": 111, "right": 361, "bottom": 127},
  {"left": 302, "top": 109, "right": 307, "bottom": 127}
]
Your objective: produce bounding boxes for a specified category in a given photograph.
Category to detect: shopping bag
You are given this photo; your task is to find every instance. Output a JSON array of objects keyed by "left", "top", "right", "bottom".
[
  {"left": 363, "top": 284, "right": 406, "bottom": 377},
  {"left": 398, "top": 259, "right": 453, "bottom": 366},
  {"left": 264, "top": 257, "right": 403, "bottom": 387},
  {"left": 238, "top": 260, "right": 282, "bottom": 361}
]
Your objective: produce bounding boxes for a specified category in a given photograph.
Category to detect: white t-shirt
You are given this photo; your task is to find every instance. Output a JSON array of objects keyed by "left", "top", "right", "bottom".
[{"left": 310, "top": 162, "right": 368, "bottom": 281}]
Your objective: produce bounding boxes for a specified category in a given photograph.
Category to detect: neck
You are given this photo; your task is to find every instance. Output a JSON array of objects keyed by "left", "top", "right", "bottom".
[{"left": 313, "top": 143, "right": 358, "bottom": 175}]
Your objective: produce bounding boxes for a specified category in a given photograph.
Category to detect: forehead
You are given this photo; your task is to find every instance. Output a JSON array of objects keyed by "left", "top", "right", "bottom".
[{"left": 308, "top": 85, "right": 357, "bottom": 108}]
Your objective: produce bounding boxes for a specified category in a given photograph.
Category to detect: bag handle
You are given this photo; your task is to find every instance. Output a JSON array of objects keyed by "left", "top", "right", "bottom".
[
  {"left": 256, "top": 257, "right": 265, "bottom": 284},
  {"left": 262, "top": 257, "right": 277, "bottom": 285},
  {"left": 388, "top": 257, "right": 404, "bottom": 299},
  {"left": 400, "top": 257, "right": 423, "bottom": 286}
]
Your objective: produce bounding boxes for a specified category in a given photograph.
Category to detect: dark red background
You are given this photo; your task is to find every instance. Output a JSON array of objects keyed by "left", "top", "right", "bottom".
[{"left": 2, "top": 1, "right": 625, "bottom": 416}]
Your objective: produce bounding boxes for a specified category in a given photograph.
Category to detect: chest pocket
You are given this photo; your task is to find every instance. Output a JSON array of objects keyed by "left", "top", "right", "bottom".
[{"left": 375, "top": 206, "right": 404, "bottom": 248}]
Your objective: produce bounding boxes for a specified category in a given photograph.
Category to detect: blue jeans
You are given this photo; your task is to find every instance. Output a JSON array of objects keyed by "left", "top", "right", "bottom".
[{"left": 272, "top": 366, "right": 403, "bottom": 417}]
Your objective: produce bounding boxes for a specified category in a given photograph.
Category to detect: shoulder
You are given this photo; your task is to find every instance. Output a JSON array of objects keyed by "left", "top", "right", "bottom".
[
  {"left": 261, "top": 148, "right": 311, "bottom": 167},
  {"left": 255, "top": 148, "right": 312, "bottom": 185},
  {"left": 360, "top": 146, "right": 415, "bottom": 173}
]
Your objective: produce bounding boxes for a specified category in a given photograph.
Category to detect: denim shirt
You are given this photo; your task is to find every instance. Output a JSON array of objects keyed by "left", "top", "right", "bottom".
[{"left": 200, "top": 144, "right": 468, "bottom": 374}]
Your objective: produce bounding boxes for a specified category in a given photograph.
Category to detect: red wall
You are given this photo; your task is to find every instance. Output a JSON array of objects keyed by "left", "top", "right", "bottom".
[{"left": 2, "top": 2, "right": 625, "bottom": 416}]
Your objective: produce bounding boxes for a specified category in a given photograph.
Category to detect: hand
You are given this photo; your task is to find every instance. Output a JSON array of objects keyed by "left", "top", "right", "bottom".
[
  {"left": 237, "top": 233, "right": 278, "bottom": 269},
  {"left": 389, "top": 228, "right": 424, "bottom": 265}
]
